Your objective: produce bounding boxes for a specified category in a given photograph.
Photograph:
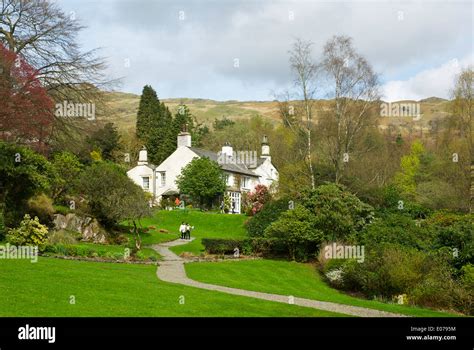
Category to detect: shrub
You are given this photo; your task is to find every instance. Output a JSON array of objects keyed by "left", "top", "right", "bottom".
[
  {"left": 47, "top": 230, "right": 78, "bottom": 245},
  {"left": 202, "top": 238, "right": 245, "bottom": 255},
  {"left": 160, "top": 198, "right": 173, "bottom": 210},
  {"left": 264, "top": 205, "right": 324, "bottom": 261},
  {"left": 112, "top": 252, "right": 124, "bottom": 260},
  {"left": 202, "top": 237, "right": 278, "bottom": 257},
  {"left": 416, "top": 180, "right": 461, "bottom": 211},
  {"left": 111, "top": 234, "right": 129, "bottom": 245},
  {"left": 410, "top": 275, "right": 455, "bottom": 310},
  {"left": 245, "top": 184, "right": 271, "bottom": 216},
  {"left": 27, "top": 194, "right": 55, "bottom": 227},
  {"left": 261, "top": 183, "right": 375, "bottom": 261},
  {"left": 325, "top": 268, "right": 344, "bottom": 288},
  {"left": 222, "top": 194, "right": 231, "bottom": 213},
  {"left": 6, "top": 214, "right": 49, "bottom": 251},
  {"left": 461, "top": 264, "right": 474, "bottom": 289},
  {"left": 430, "top": 214, "right": 474, "bottom": 270},
  {"left": 245, "top": 197, "right": 289, "bottom": 237},
  {"left": 359, "top": 213, "right": 434, "bottom": 250},
  {"left": 0, "top": 207, "right": 5, "bottom": 240},
  {"left": 135, "top": 250, "right": 146, "bottom": 260},
  {"left": 300, "top": 183, "right": 374, "bottom": 242},
  {"left": 333, "top": 243, "right": 472, "bottom": 314},
  {"left": 318, "top": 254, "right": 347, "bottom": 274},
  {"left": 53, "top": 205, "right": 72, "bottom": 216}
]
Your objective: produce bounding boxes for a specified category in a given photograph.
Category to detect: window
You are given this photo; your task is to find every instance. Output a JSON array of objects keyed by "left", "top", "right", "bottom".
[
  {"left": 242, "top": 176, "right": 249, "bottom": 188},
  {"left": 224, "top": 174, "right": 229, "bottom": 186},
  {"left": 142, "top": 177, "right": 150, "bottom": 190},
  {"left": 159, "top": 172, "right": 166, "bottom": 187}
]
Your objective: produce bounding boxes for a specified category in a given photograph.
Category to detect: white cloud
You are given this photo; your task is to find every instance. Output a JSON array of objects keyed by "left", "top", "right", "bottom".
[
  {"left": 382, "top": 54, "right": 473, "bottom": 101},
  {"left": 56, "top": 0, "right": 473, "bottom": 100}
]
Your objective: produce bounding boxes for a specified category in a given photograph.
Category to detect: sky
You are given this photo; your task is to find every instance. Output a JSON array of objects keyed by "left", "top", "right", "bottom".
[{"left": 57, "top": 0, "right": 473, "bottom": 101}]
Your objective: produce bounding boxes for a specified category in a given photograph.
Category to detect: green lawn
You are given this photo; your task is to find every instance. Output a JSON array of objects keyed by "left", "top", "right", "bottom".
[
  {"left": 0, "top": 257, "right": 345, "bottom": 317},
  {"left": 125, "top": 210, "right": 247, "bottom": 255},
  {"left": 185, "top": 259, "right": 460, "bottom": 317}
]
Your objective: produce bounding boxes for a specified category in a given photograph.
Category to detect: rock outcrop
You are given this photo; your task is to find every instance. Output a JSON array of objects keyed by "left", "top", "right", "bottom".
[{"left": 53, "top": 213, "right": 108, "bottom": 243}]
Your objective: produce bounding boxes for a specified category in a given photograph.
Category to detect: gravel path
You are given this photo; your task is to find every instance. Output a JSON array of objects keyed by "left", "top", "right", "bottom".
[{"left": 152, "top": 239, "right": 408, "bottom": 317}]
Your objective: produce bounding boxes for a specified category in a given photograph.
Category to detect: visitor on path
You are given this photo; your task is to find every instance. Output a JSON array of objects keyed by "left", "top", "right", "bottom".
[
  {"left": 185, "top": 223, "right": 193, "bottom": 240},
  {"left": 179, "top": 222, "right": 186, "bottom": 239}
]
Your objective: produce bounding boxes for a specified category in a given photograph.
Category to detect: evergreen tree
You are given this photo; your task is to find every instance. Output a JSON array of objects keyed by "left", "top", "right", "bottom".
[
  {"left": 173, "top": 104, "right": 194, "bottom": 141},
  {"left": 136, "top": 85, "right": 160, "bottom": 141},
  {"left": 135, "top": 85, "right": 175, "bottom": 165},
  {"left": 146, "top": 101, "right": 175, "bottom": 164}
]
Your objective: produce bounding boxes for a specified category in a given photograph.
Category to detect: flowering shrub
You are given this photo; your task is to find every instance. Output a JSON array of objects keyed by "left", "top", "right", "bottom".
[
  {"left": 246, "top": 184, "right": 271, "bottom": 216},
  {"left": 326, "top": 269, "right": 343, "bottom": 282}
]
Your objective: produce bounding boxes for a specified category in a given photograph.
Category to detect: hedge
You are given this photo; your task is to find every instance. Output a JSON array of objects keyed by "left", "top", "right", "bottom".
[{"left": 202, "top": 237, "right": 281, "bottom": 256}]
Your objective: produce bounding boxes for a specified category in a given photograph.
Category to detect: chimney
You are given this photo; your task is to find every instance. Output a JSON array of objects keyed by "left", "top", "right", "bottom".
[
  {"left": 177, "top": 132, "right": 192, "bottom": 148},
  {"left": 138, "top": 146, "right": 148, "bottom": 165},
  {"left": 221, "top": 141, "right": 233, "bottom": 157},
  {"left": 261, "top": 135, "right": 270, "bottom": 160}
]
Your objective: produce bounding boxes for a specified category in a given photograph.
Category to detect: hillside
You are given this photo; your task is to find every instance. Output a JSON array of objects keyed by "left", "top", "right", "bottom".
[{"left": 102, "top": 91, "right": 452, "bottom": 135}]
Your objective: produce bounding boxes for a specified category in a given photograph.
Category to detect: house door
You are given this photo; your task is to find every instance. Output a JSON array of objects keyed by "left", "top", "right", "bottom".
[{"left": 228, "top": 191, "right": 241, "bottom": 214}]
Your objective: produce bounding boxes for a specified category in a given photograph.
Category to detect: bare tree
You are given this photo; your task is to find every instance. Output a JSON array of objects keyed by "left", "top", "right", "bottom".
[
  {"left": 289, "top": 38, "right": 318, "bottom": 189},
  {"left": 0, "top": 0, "right": 111, "bottom": 99},
  {"left": 451, "top": 67, "right": 473, "bottom": 212},
  {"left": 320, "top": 35, "right": 379, "bottom": 183}
]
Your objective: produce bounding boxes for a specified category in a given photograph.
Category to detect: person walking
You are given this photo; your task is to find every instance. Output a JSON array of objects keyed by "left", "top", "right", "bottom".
[
  {"left": 185, "top": 223, "right": 193, "bottom": 240},
  {"left": 179, "top": 222, "right": 186, "bottom": 239}
]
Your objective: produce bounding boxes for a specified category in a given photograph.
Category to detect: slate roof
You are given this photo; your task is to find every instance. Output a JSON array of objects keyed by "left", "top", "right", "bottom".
[{"left": 189, "top": 147, "right": 259, "bottom": 177}]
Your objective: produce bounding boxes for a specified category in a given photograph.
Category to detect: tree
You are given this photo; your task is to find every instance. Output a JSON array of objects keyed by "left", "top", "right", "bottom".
[
  {"left": 0, "top": 43, "right": 54, "bottom": 152},
  {"left": 394, "top": 140, "right": 425, "bottom": 199},
  {"left": 0, "top": 141, "right": 52, "bottom": 227},
  {"left": 135, "top": 85, "right": 175, "bottom": 165},
  {"left": 451, "top": 68, "right": 473, "bottom": 212},
  {"left": 0, "top": 0, "right": 109, "bottom": 106},
  {"left": 289, "top": 38, "right": 318, "bottom": 189},
  {"left": 176, "top": 157, "right": 226, "bottom": 209},
  {"left": 171, "top": 104, "right": 209, "bottom": 147},
  {"left": 136, "top": 85, "right": 160, "bottom": 141},
  {"left": 87, "top": 122, "right": 121, "bottom": 161},
  {"left": 77, "top": 162, "right": 150, "bottom": 229},
  {"left": 319, "top": 35, "right": 380, "bottom": 183},
  {"left": 50, "top": 151, "right": 83, "bottom": 201},
  {"left": 213, "top": 117, "right": 235, "bottom": 130},
  {"left": 173, "top": 104, "right": 194, "bottom": 140}
]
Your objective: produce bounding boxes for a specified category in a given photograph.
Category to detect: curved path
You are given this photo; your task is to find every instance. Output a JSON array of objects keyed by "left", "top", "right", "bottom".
[{"left": 152, "top": 239, "right": 407, "bottom": 317}]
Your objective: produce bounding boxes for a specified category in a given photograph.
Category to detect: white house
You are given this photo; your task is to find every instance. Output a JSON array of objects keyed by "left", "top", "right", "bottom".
[{"left": 127, "top": 132, "right": 278, "bottom": 213}]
